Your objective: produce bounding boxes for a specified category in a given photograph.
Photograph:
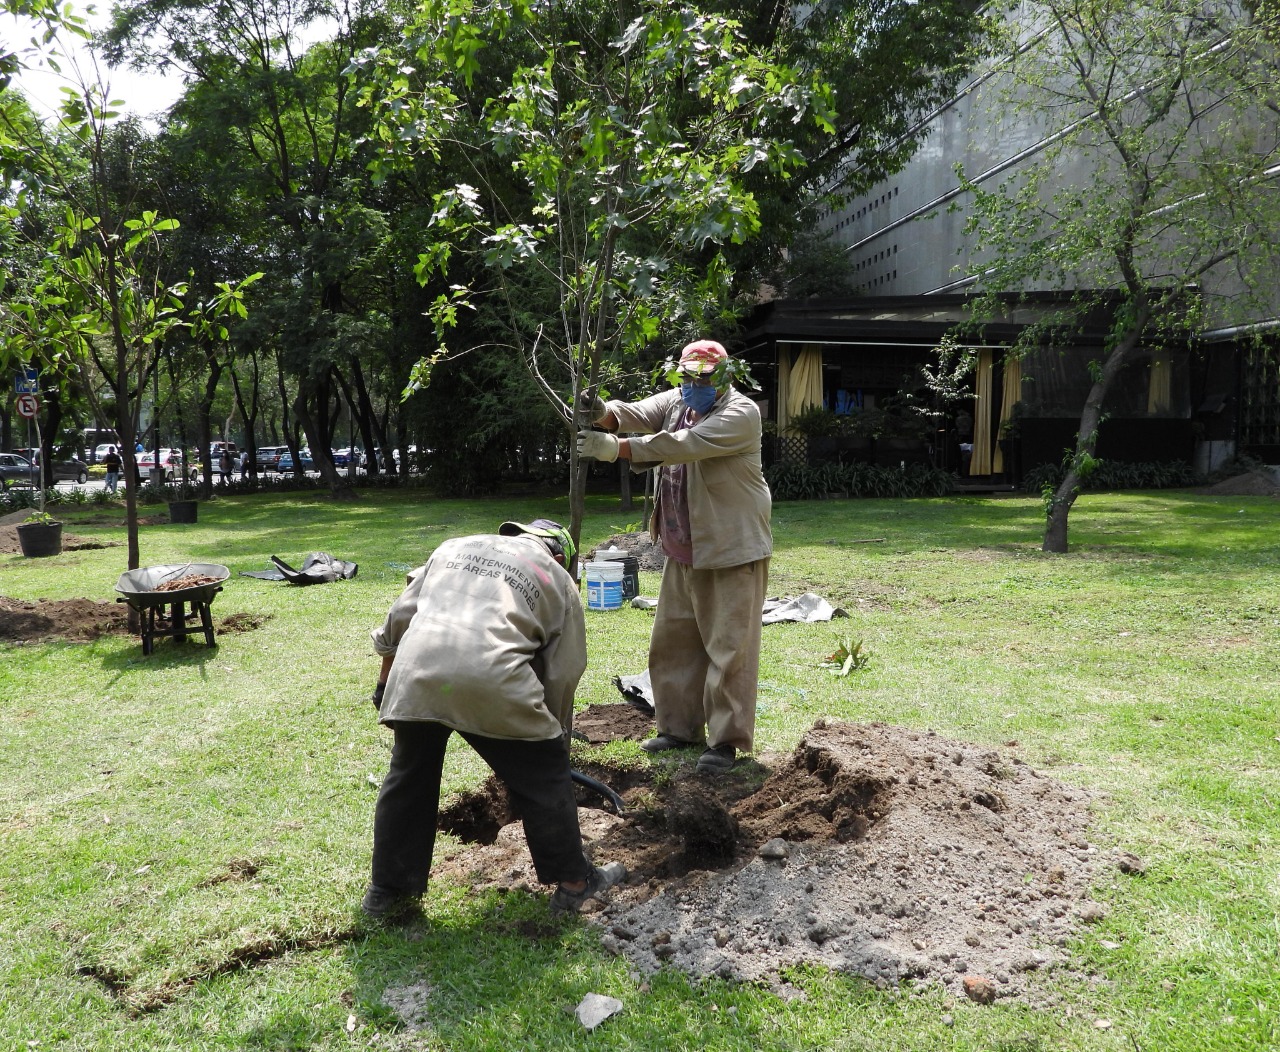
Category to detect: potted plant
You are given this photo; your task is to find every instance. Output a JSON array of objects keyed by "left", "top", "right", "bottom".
[
  {"left": 166, "top": 478, "right": 200, "bottom": 524},
  {"left": 16, "top": 508, "right": 63, "bottom": 558}
]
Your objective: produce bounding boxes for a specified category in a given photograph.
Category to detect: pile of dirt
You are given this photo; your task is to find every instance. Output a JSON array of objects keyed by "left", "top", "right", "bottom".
[
  {"left": 433, "top": 716, "right": 1124, "bottom": 1001},
  {"left": 0, "top": 595, "right": 267, "bottom": 643},
  {"left": 0, "top": 595, "right": 130, "bottom": 642},
  {"left": 1199, "top": 470, "right": 1280, "bottom": 496},
  {"left": 591, "top": 531, "right": 666, "bottom": 572}
]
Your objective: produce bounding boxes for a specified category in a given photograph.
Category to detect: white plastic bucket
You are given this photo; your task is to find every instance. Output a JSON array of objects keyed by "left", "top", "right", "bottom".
[
  {"left": 584, "top": 560, "right": 625, "bottom": 611},
  {"left": 594, "top": 546, "right": 641, "bottom": 600}
]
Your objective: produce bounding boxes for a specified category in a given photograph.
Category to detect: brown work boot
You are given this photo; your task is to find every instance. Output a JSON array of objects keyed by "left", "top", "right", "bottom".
[
  {"left": 550, "top": 862, "right": 627, "bottom": 915},
  {"left": 695, "top": 744, "right": 736, "bottom": 773},
  {"left": 640, "top": 733, "right": 701, "bottom": 754}
]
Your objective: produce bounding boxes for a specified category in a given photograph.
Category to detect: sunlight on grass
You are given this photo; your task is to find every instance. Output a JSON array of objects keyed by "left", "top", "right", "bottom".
[{"left": 2, "top": 490, "right": 1278, "bottom": 1050}]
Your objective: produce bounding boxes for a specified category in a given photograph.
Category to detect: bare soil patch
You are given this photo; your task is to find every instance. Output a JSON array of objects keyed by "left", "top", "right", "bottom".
[
  {"left": 434, "top": 715, "right": 1120, "bottom": 1001},
  {"left": 1199, "top": 470, "right": 1280, "bottom": 496},
  {"left": 0, "top": 596, "right": 270, "bottom": 643},
  {"left": 0, "top": 523, "right": 117, "bottom": 554},
  {"left": 0, "top": 596, "right": 129, "bottom": 642}
]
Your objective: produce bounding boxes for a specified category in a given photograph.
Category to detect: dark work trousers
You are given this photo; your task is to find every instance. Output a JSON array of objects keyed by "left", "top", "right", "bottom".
[{"left": 371, "top": 720, "right": 593, "bottom": 895}]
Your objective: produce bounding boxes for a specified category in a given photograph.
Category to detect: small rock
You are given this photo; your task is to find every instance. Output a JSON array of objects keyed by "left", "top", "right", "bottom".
[
  {"left": 1094, "top": 1019, "right": 1112, "bottom": 1030},
  {"left": 941, "top": 1014, "right": 955, "bottom": 1026},
  {"left": 962, "top": 976, "right": 996, "bottom": 1004},
  {"left": 964, "top": 935, "right": 980, "bottom": 947},
  {"left": 759, "top": 838, "right": 791, "bottom": 860},
  {"left": 575, "top": 993, "right": 623, "bottom": 1031},
  {"left": 1116, "top": 851, "right": 1147, "bottom": 876},
  {"left": 714, "top": 928, "right": 731, "bottom": 948},
  {"left": 1078, "top": 903, "right": 1108, "bottom": 924}
]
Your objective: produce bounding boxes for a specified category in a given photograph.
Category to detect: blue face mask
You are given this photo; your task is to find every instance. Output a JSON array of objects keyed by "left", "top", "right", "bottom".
[{"left": 680, "top": 383, "right": 718, "bottom": 414}]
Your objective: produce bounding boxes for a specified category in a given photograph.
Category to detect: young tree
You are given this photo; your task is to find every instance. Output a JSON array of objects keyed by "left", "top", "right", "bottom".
[
  {"left": 957, "top": 0, "right": 1280, "bottom": 551},
  {"left": 357, "top": 0, "right": 836, "bottom": 555}
]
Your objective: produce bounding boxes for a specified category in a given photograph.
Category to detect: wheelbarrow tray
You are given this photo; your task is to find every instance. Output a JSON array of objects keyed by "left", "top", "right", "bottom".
[{"left": 115, "top": 563, "right": 230, "bottom": 610}]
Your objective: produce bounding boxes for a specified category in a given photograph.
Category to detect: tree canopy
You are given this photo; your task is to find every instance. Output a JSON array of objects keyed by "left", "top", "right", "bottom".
[{"left": 957, "top": 0, "right": 1280, "bottom": 551}]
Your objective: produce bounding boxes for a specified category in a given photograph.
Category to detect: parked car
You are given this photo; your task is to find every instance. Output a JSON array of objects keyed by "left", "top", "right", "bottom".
[
  {"left": 0, "top": 452, "right": 37, "bottom": 489},
  {"left": 257, "top": 446, "right": 288, "bottom": 472},
  {"left": 333, "top": 447, "right": 366, "bottom": 468},
  {"left": 92, "top": 442, "right": 122, "bottom": 462},
  {"left": 14, "top": 449, "right": 90, "bottom": 484},
  {"left": 277, "top": 449, "right": 314, "bottom": 472},
  {"left": 136, "top": 448, "right": 186, "bottom": 481}
]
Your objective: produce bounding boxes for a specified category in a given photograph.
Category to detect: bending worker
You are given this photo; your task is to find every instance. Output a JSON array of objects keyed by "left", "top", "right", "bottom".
[
  {"left": 576, "top": 340, "right": 772, "bottom": 774},
  {"left": 363, "top": 518, "right": 624, "bottom": 919}
]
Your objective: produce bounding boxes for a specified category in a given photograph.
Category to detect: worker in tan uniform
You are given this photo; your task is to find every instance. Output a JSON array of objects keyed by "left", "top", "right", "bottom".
[
  {"left": 363, "top": 518, "right": 624, "bottom": 919},
  {"left": 576, "top": 340, "right": 772, "bottom": 773}
]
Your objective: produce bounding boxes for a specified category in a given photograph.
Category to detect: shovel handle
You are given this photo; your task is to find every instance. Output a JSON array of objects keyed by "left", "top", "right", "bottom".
[{"left": 570, "top": 768, "right": 627, "bottom": 815}]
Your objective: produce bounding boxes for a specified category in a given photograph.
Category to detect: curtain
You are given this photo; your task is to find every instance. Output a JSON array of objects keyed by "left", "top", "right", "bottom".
[
  {"left": 992, "top": 355, "right": 1022, "bottom": 474},
  {"left": 778, "top": 343, "right": 824, "bottom": 433},
  {"left": 776, "top": 349, "right": 793, "bottom": 435},
  {"left": 1147, "top": 351, "right": 1171, "bottom": 414},
  {"left": 970, "top": 349, "right": 994, "bottom": 476}
]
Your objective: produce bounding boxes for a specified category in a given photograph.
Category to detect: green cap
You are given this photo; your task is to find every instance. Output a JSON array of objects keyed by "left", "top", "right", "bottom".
[{"left": 498, "top": 518, "right": 576, "bottom": 566}]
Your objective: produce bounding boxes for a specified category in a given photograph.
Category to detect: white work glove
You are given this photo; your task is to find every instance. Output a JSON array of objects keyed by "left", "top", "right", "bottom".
[
  {"left": 576, "top": 430, "right": 619, "bottom": 463},
  {"left": 575, "top": 390, "right": 608, "bottom": 425}
]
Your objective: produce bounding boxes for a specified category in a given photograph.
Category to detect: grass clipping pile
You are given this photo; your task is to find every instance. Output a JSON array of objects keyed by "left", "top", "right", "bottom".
[{"left": 436, "top": 716, "right": 1114, "bottom": 1001}]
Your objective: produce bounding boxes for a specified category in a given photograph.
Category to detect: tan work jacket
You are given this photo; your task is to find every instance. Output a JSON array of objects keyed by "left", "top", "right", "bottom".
[
  {"left": 606, "top": 386, "right": 773, "bottom": 570},
  {"left": 370, "top": 534, "right": 587, "bottom": 740}
]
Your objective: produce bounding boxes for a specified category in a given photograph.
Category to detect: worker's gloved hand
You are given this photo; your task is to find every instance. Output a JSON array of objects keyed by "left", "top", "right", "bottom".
[
  {"left": 371, "top": 682, "right": 386, "bottom": 711},
  {"left": 576, "top": 430, "right": 619, "bottom": 463},
  {"left": 575, "top": 390, "right": 607, "bottom": 424}
]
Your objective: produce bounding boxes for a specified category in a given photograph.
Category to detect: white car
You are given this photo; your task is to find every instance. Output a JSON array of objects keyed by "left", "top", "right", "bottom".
[
  {"left": 136, "top": 447, "right": 186, "bottom": 481},
  {"left": 93, "top": 443, "right": 120, "bottom": 461}
]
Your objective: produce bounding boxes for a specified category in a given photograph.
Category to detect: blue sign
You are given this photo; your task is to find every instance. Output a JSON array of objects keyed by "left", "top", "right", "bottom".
[{"left": 14, "top": 369, "right": 38, "bottom": 395}]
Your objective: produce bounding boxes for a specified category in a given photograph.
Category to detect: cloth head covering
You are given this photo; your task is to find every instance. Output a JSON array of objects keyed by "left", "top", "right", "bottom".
[
  {"left": 678, "top": 340, "right": 728, "bottom": 376},
  {"left": 498, "top": 518, "right": 577, "bottom": 566}
]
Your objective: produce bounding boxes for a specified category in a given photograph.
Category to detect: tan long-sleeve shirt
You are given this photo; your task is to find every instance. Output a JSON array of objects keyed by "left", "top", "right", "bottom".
[
  {"left": 606, "top": 387, "right": 773, "bottom": 570},
  {"left": 371, "top": 534, "right": 587, "bottom": 740}
]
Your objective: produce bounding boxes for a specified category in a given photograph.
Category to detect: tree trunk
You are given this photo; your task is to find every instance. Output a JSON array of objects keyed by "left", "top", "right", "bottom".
[
  {"left": 196, "top": 351, "right": 223, "bottom": 500},
  {"left": 1041, "top": 319, "right": 1146, "bottom": 553},
  {"left": 619, "top": 460, "right": 633, "bottom": 513}
]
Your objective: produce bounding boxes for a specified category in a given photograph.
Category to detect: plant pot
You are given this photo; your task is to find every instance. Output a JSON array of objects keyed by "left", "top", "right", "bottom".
[
  {"left": 16, "top": 521, "right": 63, "bottom": 558},
  {"left": 168, "top": 499, "right": 198, "bottom": 524}
]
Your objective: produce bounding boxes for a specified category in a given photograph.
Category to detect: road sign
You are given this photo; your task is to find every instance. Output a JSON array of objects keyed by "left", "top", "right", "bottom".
[
  {"left": 14, "top": 369, "right": 38, "bottom": 395},
  {"left": 16, "top": 393, "right": 39, "bottom": 418}
]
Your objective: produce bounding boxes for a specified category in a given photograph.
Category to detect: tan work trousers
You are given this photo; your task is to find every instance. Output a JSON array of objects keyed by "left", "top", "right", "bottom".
[{"left": 648, "top": 558, "right": 769, "bottom": 753}]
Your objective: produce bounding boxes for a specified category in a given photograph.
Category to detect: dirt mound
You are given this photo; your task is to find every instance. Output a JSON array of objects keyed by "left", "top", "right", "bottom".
[
  {"left": 432, "top": 716, "right": 1116, "bottom": 1000},
  {"left": 0, "top": 596, "right": 129, "bottom": 642},
  {"left": 592, "top": 531, "right": 666, "bottom": 572},
  {"left": 1199, "top": 470, "right": 1280, "bottom": 496},
  {"left": 0, "top": 596, "right": 270, "bottom": 644}
]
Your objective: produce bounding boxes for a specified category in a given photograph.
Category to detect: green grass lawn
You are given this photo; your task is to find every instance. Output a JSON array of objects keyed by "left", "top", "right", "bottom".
[{"left": 2, "top": 488, "right": 1277, "bottom": 1050}]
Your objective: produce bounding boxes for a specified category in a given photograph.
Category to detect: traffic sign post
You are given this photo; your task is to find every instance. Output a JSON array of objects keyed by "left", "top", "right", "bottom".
[{"left": 16, "top": 393, "right": 39, "bottom": 419}]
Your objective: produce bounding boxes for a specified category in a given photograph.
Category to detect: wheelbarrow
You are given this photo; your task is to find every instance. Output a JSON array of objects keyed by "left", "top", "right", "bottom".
[{"left": 114, "top": 563, "right": 230, "bottom": 655}]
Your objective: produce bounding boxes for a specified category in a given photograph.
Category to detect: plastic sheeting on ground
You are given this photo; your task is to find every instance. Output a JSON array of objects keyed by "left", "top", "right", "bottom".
[
  {"left": 240, "top": 552, "right": 358, "bottom": 585},
  {"left": 612, "top": 670, "right": 655, "bottom": 715},
  {"left": 761, "top": 592, "right": 847, "bottom": 624}
]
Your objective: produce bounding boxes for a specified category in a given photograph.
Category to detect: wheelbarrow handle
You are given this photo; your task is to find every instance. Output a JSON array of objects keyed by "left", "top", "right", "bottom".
[{"left": 570, "top": 768, "right": 627, "bottom": 815}]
